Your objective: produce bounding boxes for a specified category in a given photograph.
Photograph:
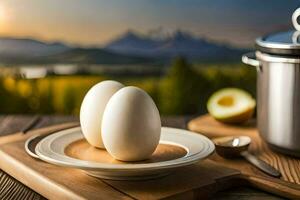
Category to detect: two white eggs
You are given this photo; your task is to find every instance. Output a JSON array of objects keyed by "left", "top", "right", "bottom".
[{"left": 80, "top": 80, "right": 161, "bottom": 161}]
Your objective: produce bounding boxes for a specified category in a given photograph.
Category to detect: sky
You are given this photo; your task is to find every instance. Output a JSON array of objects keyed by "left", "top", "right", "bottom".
[{"left": 0, "top": 0, "right": 299, "bottom": 48}]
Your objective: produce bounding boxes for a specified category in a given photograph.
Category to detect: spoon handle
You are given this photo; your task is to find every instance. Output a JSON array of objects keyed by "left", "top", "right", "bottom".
[{"left": 240, "top": 151, "right": 281, "bottom": 177}]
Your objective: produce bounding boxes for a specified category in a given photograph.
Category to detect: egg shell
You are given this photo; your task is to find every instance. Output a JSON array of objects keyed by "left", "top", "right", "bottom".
[
  {"left": 80, "top": 80, "right": 124, "bottom": 148},
  {"left": 101, "top": 86, "right": 161, "bottom": 161}
]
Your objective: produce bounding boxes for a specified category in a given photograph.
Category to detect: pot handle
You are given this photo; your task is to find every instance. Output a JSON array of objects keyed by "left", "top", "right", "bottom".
[
  {"left": 292, "top": 8, "right": 300, "bottom": 31},
  {"left": 242, "top": 52, "right": 262, "bottom": 72}
]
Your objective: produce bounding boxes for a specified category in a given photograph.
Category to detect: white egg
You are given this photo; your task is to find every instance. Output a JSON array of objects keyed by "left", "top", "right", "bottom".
[
  {"left": 102, "top": 86, "right": 161, "bottom": 161},
  {"left": 80, "top": 80, "right": 124, "bottom": 148}
]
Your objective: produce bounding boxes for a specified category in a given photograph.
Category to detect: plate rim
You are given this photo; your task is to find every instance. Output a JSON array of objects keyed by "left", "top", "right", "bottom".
[{"left": 36, "top": 127, "right": 215, "bottom": 171}]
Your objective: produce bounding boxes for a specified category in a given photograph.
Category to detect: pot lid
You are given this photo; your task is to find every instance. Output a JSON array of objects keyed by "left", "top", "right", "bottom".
[{"left": 256, "top": 8, "right": 300, "bottom": 56}]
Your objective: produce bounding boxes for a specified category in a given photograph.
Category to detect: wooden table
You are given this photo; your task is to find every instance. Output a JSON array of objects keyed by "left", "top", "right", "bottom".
[{"left": 0, "top": 115, "right": 282, "bottom": 200}]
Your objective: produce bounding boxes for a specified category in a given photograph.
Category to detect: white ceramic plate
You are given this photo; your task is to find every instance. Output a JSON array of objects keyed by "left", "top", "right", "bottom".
[{"left": 36, "top": 127, "right": 215, "bottom": 180}]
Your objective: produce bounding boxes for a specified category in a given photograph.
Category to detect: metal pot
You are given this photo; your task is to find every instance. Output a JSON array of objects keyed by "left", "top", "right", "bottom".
[{"left": 242, "top": 8, "right": 300, "bottom": 157}]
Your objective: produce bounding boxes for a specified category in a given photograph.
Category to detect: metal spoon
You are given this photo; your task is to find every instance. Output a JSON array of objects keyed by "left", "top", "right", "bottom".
[{"left": 213, "top": 136, "right": 281, "bottom": 177}]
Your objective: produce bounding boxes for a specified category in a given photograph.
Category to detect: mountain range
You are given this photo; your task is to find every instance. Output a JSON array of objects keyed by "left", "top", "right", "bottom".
[
  {"left": 0, "top": 37, "right": 69, "bottom": 57},
  {"left": 0, "top": 30, "right": 249, "bottom": 65},
  {"left": 105, "top": 31, "right": 247, "bottom": 60}
]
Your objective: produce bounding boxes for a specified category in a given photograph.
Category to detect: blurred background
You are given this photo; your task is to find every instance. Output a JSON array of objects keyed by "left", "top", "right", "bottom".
[{"left": 0, "top": 0, "right": 299, "bottom": 115}]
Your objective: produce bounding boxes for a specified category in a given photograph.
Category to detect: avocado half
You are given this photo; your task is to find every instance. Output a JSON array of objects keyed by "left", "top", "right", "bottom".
[{"left": 207, "top": 88, "right": 256, "bottom": 124}]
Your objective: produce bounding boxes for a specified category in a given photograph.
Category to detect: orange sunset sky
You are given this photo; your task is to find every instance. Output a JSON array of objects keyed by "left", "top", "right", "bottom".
[{"left": 0, "top": 0, "right": 299, "bottom": 47}]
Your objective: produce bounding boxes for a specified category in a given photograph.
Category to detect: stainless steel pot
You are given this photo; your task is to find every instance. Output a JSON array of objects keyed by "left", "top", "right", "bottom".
[{"left": 242, "top": 8, "right": 300, "bottom": 157}]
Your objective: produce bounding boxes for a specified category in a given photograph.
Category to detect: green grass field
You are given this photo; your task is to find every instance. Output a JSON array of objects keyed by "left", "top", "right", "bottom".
[{"left": 0, "top": 58, "right": 256, "bottom": 115}]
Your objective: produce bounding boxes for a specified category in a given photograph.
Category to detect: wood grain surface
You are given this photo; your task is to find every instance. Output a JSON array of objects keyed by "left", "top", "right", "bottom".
[
  {"left": 0, "top": 123, "right": 242, "bottom": 200},
  {"left": 0, "top": 123, "right": 132, "bottom": 200},
  {"left": 0, "top": 115, "right": 282, "bottom": 200},
  {"left": 103, "top": 160, "right": 240, "bottom": 200},
  {"left": 188, "top": 114, "right": 300, "bottom": 199}
]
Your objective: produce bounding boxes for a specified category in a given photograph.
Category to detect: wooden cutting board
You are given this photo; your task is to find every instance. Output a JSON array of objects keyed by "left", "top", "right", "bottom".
[
  {"left": 188, "top": 114, "right": 300, "bottom": 199},
  {"left": 0, "top": 122, "right": 253, "bottom": 200},
  {"left": 0, "top": 119, "right": 299, "bottom": 200}
]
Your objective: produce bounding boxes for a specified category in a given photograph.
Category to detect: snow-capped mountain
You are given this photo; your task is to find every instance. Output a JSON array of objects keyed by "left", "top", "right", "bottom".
[
  {"left": 0, "top": 29, "right": 249, "bottom": 64},
  {"left": 105, "top": 30, "right": 248, "bottom": 60},
  {"left": 105, "top": 31, "right": 162, "bottom": 56}
]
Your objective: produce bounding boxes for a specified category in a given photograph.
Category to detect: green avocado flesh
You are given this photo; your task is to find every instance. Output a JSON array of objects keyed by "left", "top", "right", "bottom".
[{"left": 207, "top": 88, "right": 256, "bottom": 123}]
